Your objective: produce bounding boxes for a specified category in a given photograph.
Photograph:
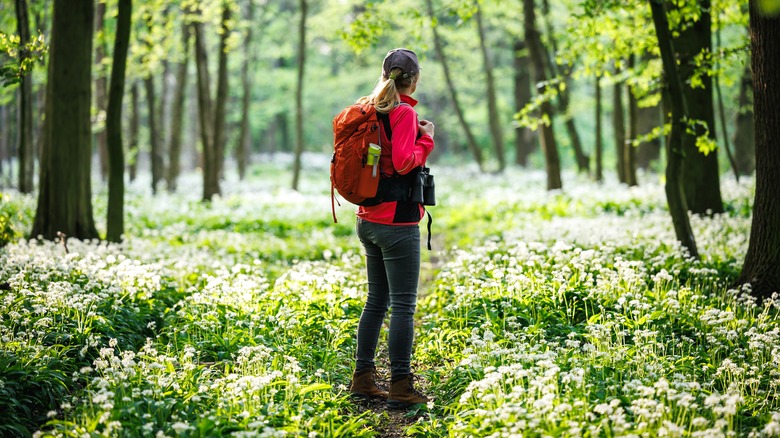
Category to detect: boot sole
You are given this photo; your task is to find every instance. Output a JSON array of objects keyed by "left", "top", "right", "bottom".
[
  {"left": 387, "top": 399, "right": 426, "bottom": 409},
  {"left": 350, "top": 392, "right": 388, "bottom": 401}
]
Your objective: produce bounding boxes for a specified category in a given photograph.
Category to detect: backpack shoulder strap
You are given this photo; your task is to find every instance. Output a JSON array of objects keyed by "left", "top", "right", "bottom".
[{"left": 377, "top": 102, "right": 412, "bottom": 140}]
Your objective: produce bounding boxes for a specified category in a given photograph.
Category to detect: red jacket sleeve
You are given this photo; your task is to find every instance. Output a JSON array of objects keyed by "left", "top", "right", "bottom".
[{"left": 389, "top": 105, "right": 434, "bottom": 175}]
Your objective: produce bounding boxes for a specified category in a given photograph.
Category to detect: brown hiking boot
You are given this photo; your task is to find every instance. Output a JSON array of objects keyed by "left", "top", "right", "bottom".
[
  {"left": 349, "top": 367, "right": 388, "bottom": 400},
  {"left": 387, "top": 374, "right": 429, "bottom": 409}
]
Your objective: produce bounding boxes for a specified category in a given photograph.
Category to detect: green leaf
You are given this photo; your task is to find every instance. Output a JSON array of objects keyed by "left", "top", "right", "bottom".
[{"left": 299, "top": 383, "right": 331, "bottom": 396}]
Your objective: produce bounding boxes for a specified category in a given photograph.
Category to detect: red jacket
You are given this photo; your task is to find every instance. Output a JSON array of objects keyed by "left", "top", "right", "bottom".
[{"left": 356, "top": 94, "right": 434, "bottom": 225}]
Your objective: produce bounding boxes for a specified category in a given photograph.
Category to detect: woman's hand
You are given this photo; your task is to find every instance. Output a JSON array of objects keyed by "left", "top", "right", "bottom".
[{"left": 419, "top": 119, "right": 435, "bottom": 139}]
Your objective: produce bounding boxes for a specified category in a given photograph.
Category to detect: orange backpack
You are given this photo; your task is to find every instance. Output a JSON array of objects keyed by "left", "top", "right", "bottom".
[{"left": 330, "top": 103, "right": 384, "bottom": 222}]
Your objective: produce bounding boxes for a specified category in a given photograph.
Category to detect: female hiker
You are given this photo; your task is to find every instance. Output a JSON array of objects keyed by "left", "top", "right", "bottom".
[{"left": 348, "top": 48, "right": 435, "bottom": 409}]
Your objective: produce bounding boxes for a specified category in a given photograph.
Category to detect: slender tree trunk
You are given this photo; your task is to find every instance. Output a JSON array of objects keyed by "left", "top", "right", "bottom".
[
  {"left": 540, "top": 0, "right": 589, "bottom": 173},
  {"left": 513, "top": 39, "right": 537, "bottom": 167},
  {"left": 733, "top": 65, "right": 755, "bottom": 175},
  {"left": 613, "top": 67, "right": 627, "bottom": 184},
  {"left": 291, "top": 0, "right": 307, "bottom": 191},
  {"left": 625, "top": 56, "right": 638, "bottom": 186},
  {"left": 15, "top": 0, "right": 35, "bottom": 194},
  {"left": 595, "top": 75, "right": 603, "bottom": 182},
  {"left": 94, "top": 1, "right": 109, "bottom": 181},
  {"left": 145, "top": 76, "right": 163, "bottom": 193},
  {"left": 214, "top": 2, "right": 231, "bottom": 181},
  {"left": 128, "top": 82, "right": 140, "bottom": 181},
  {"left": 524, "top": 0, "right": 561, "bottom": 190},
  {"left": 106, "top": 0, "right": 131, "bottom": 243},
  {"left": 277, "top": 113, "right": 290, "bottom": 152},
  {"left": 425, "top": 0, "right": 483, "bottom": 171},
  {"left": 713, "top": 15, "right": 740, "bottom": 181},
  {"left": 237, "top": 1, "right": 255, "bottom": 181},
  {"left": 649, "top": 0, "right": 698, "bottom": 258},
  {"left": 0, "top": 105, "right": 7, "bottom": 181},
  {"left": 674, "top": 0, "right": 723, "bottom": 214},
  {"left": 167, "top": 22, "right": 191, "bottom": 192},
  {"left": 31, "top": 0, "right": 98, "bottom": 240},
  {"left": 194, "top": 20, "right": 219, "bottom": 200},
  {"left": 739, "top": 0, "right": 780, "bottom": 299},
  {"left": 475, "top": 4, "right": 505, "bottom": 171}
]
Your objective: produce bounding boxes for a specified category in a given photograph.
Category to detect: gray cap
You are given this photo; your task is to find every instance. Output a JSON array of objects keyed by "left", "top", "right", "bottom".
[{"left": 382, "top": 48, "right": 420, "bottom": 80}]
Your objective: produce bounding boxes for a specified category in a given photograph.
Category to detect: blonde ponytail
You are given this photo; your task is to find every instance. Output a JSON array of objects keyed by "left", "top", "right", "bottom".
[{"left": 357, "top": 68, "right": 417, "bottom": 114}]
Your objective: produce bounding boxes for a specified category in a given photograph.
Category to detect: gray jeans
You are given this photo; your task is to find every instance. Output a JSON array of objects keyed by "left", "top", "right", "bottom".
[{"left": 355, "top": 218, "right": 420, "bottom": 378}]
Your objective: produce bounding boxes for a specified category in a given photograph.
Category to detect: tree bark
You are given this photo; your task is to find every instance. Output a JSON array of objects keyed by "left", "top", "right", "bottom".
[
  {"left": 425, "top": 0, "right": 483, "bottom": 171},
  {"left": 524, "top": 0, "right": 562, "bottom": 190},
  {"left": 613, "top": 68, "right": 627, "bottom": 184},
  {"left": 94, "top": 1, "right": 109, "bottom": 181},
  {"left": 291, "top": 0, "right": 307, "bottom": 191},
  {"left": 194, "top": 19, "right": 219, "bottom": 201},
  {"left": 128, "top": 82, "right": 140, "bottom": 181},
  {"left": 167, "top": 22, "right": 191, "bottom": 192},
  {"left": 733, "top": 65, "right": 755, "bottom": 175},
  {"left": 513, "top": 39, "right": 537, "bottom": 167},
  {"left": 475, "top": 4, "right": 506, "bottom": 171},
  {"left": 595, "top": 75, "right": 603, "bottom": 182},
  {"left": 649, "top": 0, "right": 698, "bottom": 258},
  {"left": 625, "top": 56, "right": 638, "bottom": 186},
  {"left": 31, "top": 0, "right": 98, "bottom": 240},
  {"left": 237, "top": 0, "right": 255, "bottom": 181},
  {"left": 674, "top": 0, "right": 724, "bottom": 214},
  {"left": 106, "top": 0, "right": 131, "bottom": 243},
  {"left": 15, "top": 0, "right": 35, "bottom": 194},
  {"left": 739, "top": 0, "right": 780, "bottom": 299},
  {"left": 214, "top": 2, "right": 231, "bottom": 181}
]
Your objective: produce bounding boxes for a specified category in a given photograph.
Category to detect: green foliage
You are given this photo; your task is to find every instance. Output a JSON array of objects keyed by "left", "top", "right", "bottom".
[{"left": 0, "top": 31, "right": 47, "bottom": 87}]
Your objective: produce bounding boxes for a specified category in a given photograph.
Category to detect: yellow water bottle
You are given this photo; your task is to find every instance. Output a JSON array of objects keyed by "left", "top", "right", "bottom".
[
  {"left": 357, "top": 143, "right": 382, "bottom": 198},
  {"left": 367, "top": 143, "right": 381, "bottom": 177}
]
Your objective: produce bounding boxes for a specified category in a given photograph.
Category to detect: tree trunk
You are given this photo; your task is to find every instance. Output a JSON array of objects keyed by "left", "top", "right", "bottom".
[
  {"left": 194, "top": 20, "right": 219, "bottom": 200},
  {"left": 167, "top": 22, "right": 191, "bottom": 192},
  {"left": 733, "top": 65, "right": 755, "bottom": 175},
  {"left": 128, "top": 82, "right": 140, "bottom": 181},
  {"left": 145, "top": 76, "right": 163, "bottom": 193},
  {"left": 739, "top": 0, "right": 780, "bottom": 299},
  {"left": 613, "top": 69, "right": 627, "bottom": 184},
  {"left": 475, "top": 4, "right": 505, "bottom": 171},
  {"left": 674, "top": 0, "right": 724, "bottom": 215},
  {"left": 291, "top": 0, "right": 307, "bottom": 191},
  {"left": 94, "top": 1, "right": 109, "bottom": 181},
  {"left": 513, "top": 39, "right": 537, "bottom": 167},
  {"left": 649, "top": 0, "right": 698, "bottom": 258},
  {"left": 31, "top": 0, "right": 98, "bottom": 240},
  {"left": 15, "top": 0, "right": 35, "bottom": 194},
  {"left": 524, "top": 0, "right": 561, "bottom": 190},
  {"left": 237, "top": 0, "right": 255, "bottom": 181},
  {"left": 595, "top": 75, "right": 603, "bottom": 182},
  {"left": 540, "top": 0, "right": 589, "bottom": 173},
  {"left": 106, "top": 0, "right": 131, "bottom": 243},
  {"left": 214, "top": 2, "right": 231, "bottom": 181},
  {"left": 425, "top": 0, "right": 483, "bottom": 171},
  {"left": 625, "top": 56, "right": 638, "bottom": 186}
]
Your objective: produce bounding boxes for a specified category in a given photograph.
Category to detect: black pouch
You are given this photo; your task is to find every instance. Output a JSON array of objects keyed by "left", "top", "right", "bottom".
[
  {"left": 411, "top": 167, "right": 436, "bottom": 206},
  {"left": 422, "top": 171, "right": 435, "bottom": 206}
]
